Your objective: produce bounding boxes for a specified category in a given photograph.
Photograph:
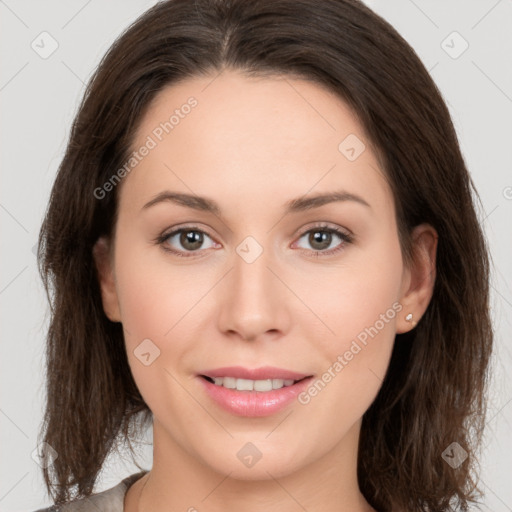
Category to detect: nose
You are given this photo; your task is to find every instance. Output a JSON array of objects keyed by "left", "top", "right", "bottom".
[{"left": 217, "top": 237, "right": 291, "bottom": 342}]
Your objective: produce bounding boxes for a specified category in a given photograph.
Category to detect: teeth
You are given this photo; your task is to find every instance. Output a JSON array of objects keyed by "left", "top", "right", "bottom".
[{"left": 208, "top": 376, "right": 298, "bottom": 391}]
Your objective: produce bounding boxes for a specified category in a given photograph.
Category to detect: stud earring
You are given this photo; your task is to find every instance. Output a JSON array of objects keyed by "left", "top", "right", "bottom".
[{"left": 405, "top": 313, "right": 417, "bottom": 328}]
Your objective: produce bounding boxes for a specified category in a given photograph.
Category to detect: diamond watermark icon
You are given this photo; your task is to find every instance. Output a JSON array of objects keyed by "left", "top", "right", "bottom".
[
  {"left": 31, "top": 442, "right": 58, "bottom": 468},
  {"left": 441, "top": 441, "right": 468, "bottom": 468},
  {"left": 134, "top": 338, "right": 161, "bottom": 366},
  {"left": 236, "top": 442, "right": 263, "bottom": 468},
  {"left": 31, "top": 31, "right": 59, "bottom": 59},
  {"left": 441, "top": 31, "right": 469, "bottom": 60},
  {"left": 338, "top": 134, "right": 366, "bottom": 161},
  {"left": 236, "top": 236, "right": 263, "bottom": 264}
]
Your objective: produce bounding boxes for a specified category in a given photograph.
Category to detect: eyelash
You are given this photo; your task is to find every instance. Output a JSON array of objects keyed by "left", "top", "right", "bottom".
[{"left": 154, "top": 223, "right": 354, "bottom": 259}]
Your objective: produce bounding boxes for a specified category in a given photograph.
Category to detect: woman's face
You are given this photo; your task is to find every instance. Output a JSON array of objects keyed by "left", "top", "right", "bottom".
[{"left": 95, "top": 69, "right": 435, "bottom": 480}]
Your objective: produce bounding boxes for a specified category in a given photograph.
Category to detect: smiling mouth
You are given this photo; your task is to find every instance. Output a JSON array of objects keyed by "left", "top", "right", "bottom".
[
  {"left": 199, "top": 375, "right": 310, "bottom": 392},
  {"left": 198, "top": 373, "right": 315, "bottom": 417}
]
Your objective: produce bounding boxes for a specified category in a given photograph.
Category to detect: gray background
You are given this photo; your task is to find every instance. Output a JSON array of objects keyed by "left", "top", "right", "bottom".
[{"left": 1, "top": 0, "right": 511, "bottom": 510}]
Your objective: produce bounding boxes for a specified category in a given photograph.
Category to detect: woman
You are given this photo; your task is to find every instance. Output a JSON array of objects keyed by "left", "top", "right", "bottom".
[{"left": 34, "top": 0, "right": 493, "bottom": 510}]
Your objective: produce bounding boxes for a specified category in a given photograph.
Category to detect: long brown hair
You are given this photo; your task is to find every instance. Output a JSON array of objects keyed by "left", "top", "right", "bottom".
[{"left": 36, "top": 0, "right": 494, "bottom": 510}]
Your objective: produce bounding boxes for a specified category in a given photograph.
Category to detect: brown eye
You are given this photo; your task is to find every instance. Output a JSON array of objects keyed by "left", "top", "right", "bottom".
[
  {"left": 177, "top": 230, "right": 204, "bottom": 251},
  {"left": 294, "top": 225, "right": 354, "bottom": 257},
  {"left": 158, "top": 227, "right": 216, "bottom": 256},
  {"left": 307, "top": 230, "right": 334, "bottom": 251}
]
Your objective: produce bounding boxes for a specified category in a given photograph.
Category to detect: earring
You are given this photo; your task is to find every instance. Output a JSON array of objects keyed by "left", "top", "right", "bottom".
[{"left": 405, "top": 313, "right": 417, "bottom": 328}]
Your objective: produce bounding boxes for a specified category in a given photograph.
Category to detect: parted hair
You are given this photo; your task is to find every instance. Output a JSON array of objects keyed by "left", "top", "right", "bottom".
[{"left": 36, "top": 0, "right": 494, "bottom": 510}]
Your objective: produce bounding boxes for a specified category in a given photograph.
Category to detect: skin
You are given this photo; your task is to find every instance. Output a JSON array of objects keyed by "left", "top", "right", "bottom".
[{"left": 93, "top": 69, "right": 437, "bottom": 512}]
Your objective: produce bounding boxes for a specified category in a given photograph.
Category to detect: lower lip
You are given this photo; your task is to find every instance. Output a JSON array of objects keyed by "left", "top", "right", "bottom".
[{"left": 197, "top": 376, "right": 314, "bottom": 417}]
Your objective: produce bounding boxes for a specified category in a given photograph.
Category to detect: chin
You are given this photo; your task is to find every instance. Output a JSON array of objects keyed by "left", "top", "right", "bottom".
[{"left": 199, "top": 441, "right": 306, "bottom": 481}]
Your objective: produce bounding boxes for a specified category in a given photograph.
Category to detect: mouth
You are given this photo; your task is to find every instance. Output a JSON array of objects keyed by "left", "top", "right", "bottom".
[
  {"left": 199, "top": 374, "right": 310, "bottom": 392},
  {"left": 196, "top": 367, "right": 315, "bottom": 417}
]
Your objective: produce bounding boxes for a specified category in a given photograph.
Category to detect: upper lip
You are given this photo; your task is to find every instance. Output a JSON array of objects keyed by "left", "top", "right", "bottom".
[{"left": 198, "top": 366, "right": 312, "bottom": 381}]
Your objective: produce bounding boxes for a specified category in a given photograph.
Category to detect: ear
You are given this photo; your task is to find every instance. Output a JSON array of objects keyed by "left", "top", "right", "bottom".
[
  {"left": 92, "top": 236, "right": 121, "bottom": 323},
  {"left": 396, "top": 223, "right": 438, "bottom": 334}
]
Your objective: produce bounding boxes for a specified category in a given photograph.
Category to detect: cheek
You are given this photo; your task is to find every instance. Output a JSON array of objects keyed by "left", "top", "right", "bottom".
[
  {"left": 112, "top": 236, "right": 217, "bottom": 389},
  {"left": 295, "top": 232, "right": 403, "bottom": 416},
  {"left": 304, "top": 232, "right": 403, "bottom": 352},
  {"left": 113, "top": 248, "right": 200, "bottom": 414},
  {"left": 114, "top": 235, "right": 206, "bottom": 338}
]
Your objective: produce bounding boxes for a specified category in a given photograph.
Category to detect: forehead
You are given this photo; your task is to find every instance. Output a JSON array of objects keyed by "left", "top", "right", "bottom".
[{"left": 120, "top": 69, "right": 392, "bottom": 217}]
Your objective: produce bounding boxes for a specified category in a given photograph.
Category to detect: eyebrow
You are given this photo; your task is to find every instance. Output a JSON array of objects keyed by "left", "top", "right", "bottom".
[{"left": 141, "top": 189, "right": 371, "bottom": 214}]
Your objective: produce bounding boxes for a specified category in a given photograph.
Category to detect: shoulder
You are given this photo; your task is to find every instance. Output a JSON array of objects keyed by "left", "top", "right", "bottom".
[{"left": 32, "top": 471, "right": 148, "bottom": 512}]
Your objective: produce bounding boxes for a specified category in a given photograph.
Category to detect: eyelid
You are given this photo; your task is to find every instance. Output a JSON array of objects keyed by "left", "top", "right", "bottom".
[{"left": 295, "top": 221, "right": 353, "bottom": 238}]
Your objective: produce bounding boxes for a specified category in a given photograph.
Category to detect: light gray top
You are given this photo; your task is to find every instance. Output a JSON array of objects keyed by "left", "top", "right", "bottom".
[{"left": 33, "top": 471, "right": 148, "bottom": 512}]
